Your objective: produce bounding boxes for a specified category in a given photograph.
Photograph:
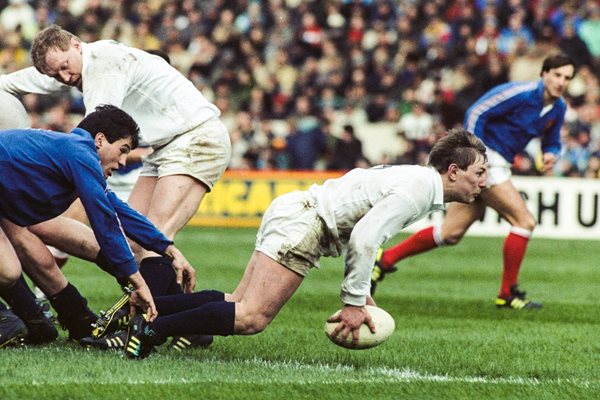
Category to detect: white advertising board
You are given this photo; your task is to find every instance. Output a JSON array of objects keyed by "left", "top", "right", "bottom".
[{"left": 406, "top": 176, "right": 600, "bottom": 240}]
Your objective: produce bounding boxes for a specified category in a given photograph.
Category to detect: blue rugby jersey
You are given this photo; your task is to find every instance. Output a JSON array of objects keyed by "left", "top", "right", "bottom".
[
  {"left": 465, "top": 79, "right": 566, "bottom": 163},
  {"left": 0, "top": 127, "right": 171, "bottom": 277}
]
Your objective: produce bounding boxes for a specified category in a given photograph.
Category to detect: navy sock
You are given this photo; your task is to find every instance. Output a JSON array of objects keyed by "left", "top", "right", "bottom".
[
  {"left": 140, "top": 256, "right": 183, "bottom": 296},
  {"left": 0, "top": 301, "right": 7, "bottom": 312},
  {"left": 152, "top": 301, "right": 235, "bottom": 338},
  {"left": 0, "top": 275, "right": 41, "bottom": 320},
  {"left": 155, "top": 290, "right": 225, "bottom": 315},
  {"left": 48, "top": 282, "right": 89, "bottom": 320},
  {"left": 48, "top": 283, "right": 96, "bottom": 340}
]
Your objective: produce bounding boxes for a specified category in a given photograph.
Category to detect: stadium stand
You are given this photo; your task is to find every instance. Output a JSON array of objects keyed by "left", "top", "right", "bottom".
[{"left": 0, "top": 0, "right": 599, "bottom": 174}]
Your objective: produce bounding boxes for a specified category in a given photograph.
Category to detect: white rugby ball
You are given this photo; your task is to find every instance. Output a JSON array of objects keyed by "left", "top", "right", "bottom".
[{"left": 324, "top": 305, "right": 395, "bottom": 350}]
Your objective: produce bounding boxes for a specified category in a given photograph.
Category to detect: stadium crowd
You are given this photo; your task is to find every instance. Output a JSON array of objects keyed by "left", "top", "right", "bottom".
[{"left": 1, "top": 0, "right": 600, "bottom": 176}]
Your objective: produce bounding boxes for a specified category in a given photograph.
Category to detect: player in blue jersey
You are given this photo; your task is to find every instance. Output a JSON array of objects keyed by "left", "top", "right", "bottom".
[
  {"left": 0, "top": 104, "right": 193, "bottom": 342},
  {"left": 1, "top": 32, "right": 216, "bottom": 349},
  {"left": 371, "top": 54, "right": 576, "bottom": 309}
]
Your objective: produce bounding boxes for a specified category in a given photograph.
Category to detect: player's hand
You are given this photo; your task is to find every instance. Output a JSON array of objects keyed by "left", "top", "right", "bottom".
[
  {"left": 127, "top": 272, "right": 158, "bottom": 321},
  {"left": 327, "top": 305, "right": 375, "bottom": 347},
  {"left": 541, "top": 152, "right": 556, "bottom": 174},
  {"left": 164, "top": 244, "right": 196, "bottom": 293}
]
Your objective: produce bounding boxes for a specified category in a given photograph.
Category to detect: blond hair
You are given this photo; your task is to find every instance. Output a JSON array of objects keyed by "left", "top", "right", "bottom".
[{"left": 31, "top": 25, "right": 79, "bottom": 73}]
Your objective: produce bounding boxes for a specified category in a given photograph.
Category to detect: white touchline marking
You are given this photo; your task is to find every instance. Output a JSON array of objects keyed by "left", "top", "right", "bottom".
[{"left": 20, "top": 358, "right": 597, "bottom": 389}]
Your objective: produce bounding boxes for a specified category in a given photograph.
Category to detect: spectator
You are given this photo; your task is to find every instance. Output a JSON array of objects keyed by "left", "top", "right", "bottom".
[
  {"left": 0, "top": 0, "right": 598, "bottom": 175},
  {"left": 578, "top": 3, "right": 600, "bottom": 66},
  {"left": 496, "top": 11, "right": 535, "bottom": 57},
  {"left": 285, "top": 96, "right": 328, "bottom": 170},
  {"left": 398, "top": 101, "right": 435, "bottom": 151},
  {"left": 0, "top": 0, "right": 37, "bottom": 42},
  {"left": 327, "top": 124, "right": 365, "bottom": 170},
  {"left": 584, "top": 151, "right": 600, "bottom": 178}
]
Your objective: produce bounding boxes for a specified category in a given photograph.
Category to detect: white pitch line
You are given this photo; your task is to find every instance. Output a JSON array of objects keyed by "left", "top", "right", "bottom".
[{"left": 20, "top": 358, "right": 597, "bottom": 389}]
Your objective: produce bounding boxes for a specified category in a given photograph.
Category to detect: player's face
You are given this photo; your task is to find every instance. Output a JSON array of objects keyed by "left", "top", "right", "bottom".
[
  {"left": 96, "top": 136, "right": 132, "bottom": 179},
  {"left": 454, "top": 154, "right": 487, "bottom": 203},
  {"left": 42, "top": 38, "right": 83, "bottom": 90},
  {"left": 542, "top": 64, "right": 574, "bottom": 101}
]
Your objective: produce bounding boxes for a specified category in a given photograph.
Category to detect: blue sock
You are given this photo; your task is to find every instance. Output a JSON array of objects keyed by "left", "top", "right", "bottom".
[
  {"left": 140, "top": 257, "right": 183, "bottom": 296},
  {"left": 152, "top": 301, "right": 235, "bottom": 337},
  {"left": 154, "top": 290, "right": 224, "bottom": 315}
]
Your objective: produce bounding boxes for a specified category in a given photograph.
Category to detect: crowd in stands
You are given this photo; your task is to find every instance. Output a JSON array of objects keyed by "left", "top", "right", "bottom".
[{"left": 1, "top": 0, "right": 600, "bottom": 177}]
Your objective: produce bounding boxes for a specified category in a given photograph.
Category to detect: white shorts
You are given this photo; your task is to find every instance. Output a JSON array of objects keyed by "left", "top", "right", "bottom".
[
  {"left": 485, "top": 147, "right": 512, "bottom": 187},
  {"left": 140, "top": 117, "right": 232, "bottom": 191},
  {"left": 256, "top": 191, "right": 336, "bottom": 276}
]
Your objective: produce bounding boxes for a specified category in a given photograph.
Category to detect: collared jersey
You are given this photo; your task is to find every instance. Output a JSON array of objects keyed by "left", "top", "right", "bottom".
[
  {"left": 309, "top": 165, "right": 445, "bottom": 305},
  {"left": 464, "top": 79, "right": 566, "bottom": 163},
  {"left": 0, "top": 127, "right": 172, "bottom": 277},
  {"left": 0, "top": 40, "right": 220, "bottom": 147}
]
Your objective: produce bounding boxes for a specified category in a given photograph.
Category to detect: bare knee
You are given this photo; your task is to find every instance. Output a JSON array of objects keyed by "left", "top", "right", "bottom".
[
  {"left": 514, "top": 214, "right": 536, "bottom": 232},
  {"left": 441, "top": 228, "right": 467, "bottom": 246},
  {"left": 0, "top": 269, "right": 20, "bottom": 288},
  {"left": 234, "top": 309, "right": 272, "bottom": 335}
]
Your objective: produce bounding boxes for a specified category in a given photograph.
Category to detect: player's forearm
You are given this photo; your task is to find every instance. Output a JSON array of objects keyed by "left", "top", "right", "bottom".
[
  {"left": 0, "top": 67, "right": 65, "bottom": 94},
  {"left": 127, "top": 271, "right": 147, "bottom": 290}
]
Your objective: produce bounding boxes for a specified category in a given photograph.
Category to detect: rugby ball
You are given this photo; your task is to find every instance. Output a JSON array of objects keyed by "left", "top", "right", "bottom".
[{"left": 324, "top": 305, "right": 395, "bottom": 350}]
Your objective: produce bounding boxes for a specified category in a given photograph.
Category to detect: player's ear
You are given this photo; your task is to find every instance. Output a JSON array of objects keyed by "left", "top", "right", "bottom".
[
  {"left": 94, "top": 132, "right": 106, "bottom": 150},
  {"left": 447, "top": 163, "right": 459, "bottom": 181},
  {"left": 71, "top": 37, "right": 81, "bottom": 50}
]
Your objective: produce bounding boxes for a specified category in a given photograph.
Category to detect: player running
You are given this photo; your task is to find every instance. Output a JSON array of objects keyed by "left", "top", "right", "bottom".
[{"left": 371, "top": 54, "right": 576, "bottom": 309}]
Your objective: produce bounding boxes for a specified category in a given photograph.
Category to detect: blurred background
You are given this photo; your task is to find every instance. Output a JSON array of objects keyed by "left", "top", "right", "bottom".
[{"left": 1, "top": 0, "right": 599, "bottom": 177}]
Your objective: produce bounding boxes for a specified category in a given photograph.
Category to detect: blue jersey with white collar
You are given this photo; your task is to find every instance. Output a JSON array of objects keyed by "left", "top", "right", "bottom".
[
  {"left": 0, "top": 127, "right": 172, "bottom": 277},
  {"left": 465, "top": 79, "right": 566, "bottom": 163}
]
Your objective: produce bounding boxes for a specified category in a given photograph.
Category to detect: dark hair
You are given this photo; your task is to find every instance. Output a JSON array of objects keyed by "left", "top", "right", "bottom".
[
  {"left": 77, "top": 104, "right": 140, "bottom": 148},
  {"left": 145, "top": 49, "right": 171, "bottom": 65},
  {"left": 428, "top": 129, "right": 486, "bottom": 173},
  {"left": 540, "top": 54, "right": 576, "bottom": 76}
]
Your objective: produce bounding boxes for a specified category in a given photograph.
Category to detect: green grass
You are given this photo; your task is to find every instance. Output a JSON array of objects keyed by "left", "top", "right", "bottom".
[{"left": 2, "top": 227, "right": 600, "bottom": 399}]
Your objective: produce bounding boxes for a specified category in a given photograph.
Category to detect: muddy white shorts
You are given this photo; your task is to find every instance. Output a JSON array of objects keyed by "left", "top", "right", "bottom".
[
  {"left": 140, "top": 117, "right": 232, "bottom": 191},
  {"left": 255, "top": 191, "right": 334, "bottom": 276}
]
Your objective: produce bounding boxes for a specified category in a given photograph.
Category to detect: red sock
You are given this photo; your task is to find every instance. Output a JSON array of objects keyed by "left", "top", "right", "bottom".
[
  {"left": 381, "top": 226, "right": 439, "bottom": 268},
  {"left": 499, "top": 230, "right": 531, "bottom": 297}
]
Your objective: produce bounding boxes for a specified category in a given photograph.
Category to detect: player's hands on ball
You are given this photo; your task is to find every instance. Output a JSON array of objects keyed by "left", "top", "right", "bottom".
[
  {"left": 164, "top": 244, "right": 196, "bottom": 293},
  {"left": 327, "top": 305, "right": 376, "bottom": 347}
]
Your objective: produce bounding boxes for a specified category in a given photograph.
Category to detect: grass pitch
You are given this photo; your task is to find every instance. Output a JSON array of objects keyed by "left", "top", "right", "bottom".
[{"left": 2, "top": 227, "right": 599, "bottom": 399}]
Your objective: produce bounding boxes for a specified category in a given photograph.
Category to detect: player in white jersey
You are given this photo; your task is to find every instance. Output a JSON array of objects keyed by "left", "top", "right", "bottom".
[
  {"left": 0, "top": 26, "right": 225, "bottom": 349},
  {"left": 0, "top": 25, "right": 231, "bottom": 295},
  {"left": 92, "top": 130, "right": 487, "bottom": 359}
]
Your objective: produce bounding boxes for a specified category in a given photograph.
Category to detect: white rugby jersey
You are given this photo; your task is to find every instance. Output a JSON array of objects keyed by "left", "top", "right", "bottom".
[
  {"left": 0, "top": 40, "right": 220, "bottom": 147},
  {"left": 309, "top": 165, "right": 445, "bottom": 305}
]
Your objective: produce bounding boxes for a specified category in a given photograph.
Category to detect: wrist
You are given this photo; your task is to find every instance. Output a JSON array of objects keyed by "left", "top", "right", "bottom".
[
  {"left": 162, "top": 244, "right": 177, "bottom": 259},
  {"left": 127, "top": 271, "right": 147, "bottom": 290}
]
